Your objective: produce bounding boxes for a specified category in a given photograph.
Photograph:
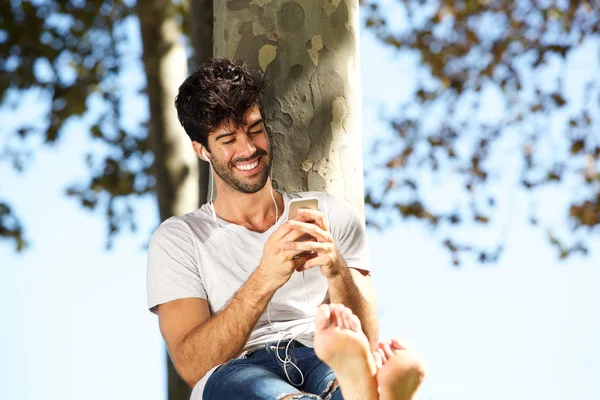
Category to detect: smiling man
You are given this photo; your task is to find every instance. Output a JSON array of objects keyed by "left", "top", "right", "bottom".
[{"left": 146, "top": 58, "right": 425, "bottom": 400}]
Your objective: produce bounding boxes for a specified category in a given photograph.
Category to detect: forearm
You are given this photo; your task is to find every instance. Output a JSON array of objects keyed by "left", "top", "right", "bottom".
[
  {"left": 327, "top": 265, "right": 379, "bottom": 350},
  {"left": 175, "top": 269, "right": 276, "bottom": 387}
]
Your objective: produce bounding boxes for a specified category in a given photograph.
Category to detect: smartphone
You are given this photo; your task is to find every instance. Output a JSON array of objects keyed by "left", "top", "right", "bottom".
[
  {"left": 287, "top": 197, "right": 320, "bottom": 259},
  {"left": 287, "top": 197, "right": 320, "bottom": 221}
]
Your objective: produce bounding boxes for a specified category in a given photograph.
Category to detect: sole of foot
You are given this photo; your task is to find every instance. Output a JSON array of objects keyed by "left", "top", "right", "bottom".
[
  {"left": 313, "top": 304, "right": 378, "bottom": 400},
  {"left": 373, "top": 338, "right": 427, "bottom": 400}
]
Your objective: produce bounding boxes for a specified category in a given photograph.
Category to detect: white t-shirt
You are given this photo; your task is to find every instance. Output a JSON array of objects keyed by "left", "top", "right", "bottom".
[{"left": 146, "top": 191, "right": 370, "bottom": 399}]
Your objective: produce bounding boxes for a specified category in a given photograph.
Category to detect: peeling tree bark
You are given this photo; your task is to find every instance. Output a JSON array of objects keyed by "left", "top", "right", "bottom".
[
  {"left": 136, "top": 1, "right": 201, "bottom": 400},
  {"left": 215, "top": 0, "right": 365, "bottom": 214},
  {"left": 140, "top": 1, "right": 363, "bottom": 398}
]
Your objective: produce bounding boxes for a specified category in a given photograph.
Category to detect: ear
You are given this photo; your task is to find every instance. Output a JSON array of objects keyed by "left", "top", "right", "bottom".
[{"left": 192, "top": 141, "right": 210, "bottom": 162}]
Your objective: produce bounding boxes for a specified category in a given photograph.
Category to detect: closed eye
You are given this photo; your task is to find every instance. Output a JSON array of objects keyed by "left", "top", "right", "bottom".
[{"left": 223, "top": 130, "right": 262, "bottom": 145}]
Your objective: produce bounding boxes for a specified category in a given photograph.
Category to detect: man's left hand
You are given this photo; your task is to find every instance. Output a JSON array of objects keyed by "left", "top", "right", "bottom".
[{"left": 283, "top": 208, "right": 344, "bottom": 279}]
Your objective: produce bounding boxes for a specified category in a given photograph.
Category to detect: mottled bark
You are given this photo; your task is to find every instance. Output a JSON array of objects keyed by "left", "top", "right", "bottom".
[
  {"left": 136, "top": 2, "right": 199, "bottom": 399},
  {"left": 215, "top": 0, "right": 365, "bottom": 214}
]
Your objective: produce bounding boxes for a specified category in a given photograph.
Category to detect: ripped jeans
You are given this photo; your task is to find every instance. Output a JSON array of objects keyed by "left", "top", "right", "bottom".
[{"left": 203, "top": 340, "right": 343, "bottom": 400}]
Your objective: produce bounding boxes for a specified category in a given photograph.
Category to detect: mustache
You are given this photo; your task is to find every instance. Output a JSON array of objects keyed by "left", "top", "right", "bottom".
[{"left": 230, "top": 149, "right": 268, "bottom": 165}]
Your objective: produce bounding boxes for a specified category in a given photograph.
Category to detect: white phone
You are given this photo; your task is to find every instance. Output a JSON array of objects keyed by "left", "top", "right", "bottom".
[
  {"left": 287, "top": 197, "right": 320, "bottom": 221},
  {"left": 287, "top": 197, "right": 320, "bottom": 258}
]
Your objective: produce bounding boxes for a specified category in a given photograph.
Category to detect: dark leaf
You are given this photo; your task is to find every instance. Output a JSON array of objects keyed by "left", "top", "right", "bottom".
[
  {"left": 551, "top": 93, "right": 567, "bottom": 107},
  {"left": 570, "top": 139, "right": 585, "bottom": 154}
]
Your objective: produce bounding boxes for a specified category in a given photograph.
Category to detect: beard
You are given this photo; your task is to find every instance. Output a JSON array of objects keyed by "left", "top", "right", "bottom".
[{"left": 210, "top": 148, "right": 271, "bottom": 194}]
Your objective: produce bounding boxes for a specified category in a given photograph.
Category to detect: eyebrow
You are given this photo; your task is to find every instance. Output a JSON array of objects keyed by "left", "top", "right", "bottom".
[{"left": 215, "top": 119, "right": 264, "bottom": 142}]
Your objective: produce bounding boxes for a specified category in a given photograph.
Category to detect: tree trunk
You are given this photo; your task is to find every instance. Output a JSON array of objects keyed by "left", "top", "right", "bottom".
[
  {"left": 214, "top": 0, "right": 365, "bottom": 213},
  {"left": 189, "top": 0, "right": 214, "bottom": 205},
  {"left": 137, "top": 0, "right": 200, "bottom": 221},
  {"left": 136, "top": 1, "right": 200, "bottom": 400}
]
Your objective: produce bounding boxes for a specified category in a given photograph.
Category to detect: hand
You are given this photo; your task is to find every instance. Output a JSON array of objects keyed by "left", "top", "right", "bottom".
[
  {"left": 283, "top": 208, "right": 344, "bottom": 279},
  {"left": 257, "top": 219, "right": 317, "bottom": 290}
]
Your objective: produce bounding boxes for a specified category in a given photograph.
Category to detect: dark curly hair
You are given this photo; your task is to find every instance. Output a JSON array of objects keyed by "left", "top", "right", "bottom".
[{"left": 175, "top": 58, "right": 267, "bottom": 149}]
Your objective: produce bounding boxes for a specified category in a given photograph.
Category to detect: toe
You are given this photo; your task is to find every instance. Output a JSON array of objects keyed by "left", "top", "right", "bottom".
[
  {"left": 315, "top": 304, "right": 332, "bottom": 332},
  {"left": 329, "top": 306, "right": 340, "bottom": 328},
  {"left": 350, "top": 314, "right": 362, "bottom": 333},
  {"left": 382, "top": 341, "right": 394, "bottom": 358},
  {"left": 373, "top": 351, "right": 383, "bottom": 369},
  {"left": 377, "top": 346, "right": 387, "bottom": 362},
  {"left": 390, "top": 338, "right": 410, "bottom": 350},
  {"left": 333, "top": 307, "right": 345, "bottom": 328},
  {"left": 342, "top": 308, "right": 353, "bottom": 330}
]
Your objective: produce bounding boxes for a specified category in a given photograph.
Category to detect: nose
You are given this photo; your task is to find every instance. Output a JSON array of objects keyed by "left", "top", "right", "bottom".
[{"left": 236, "top": 132, "right": 257, "bottom": 158}]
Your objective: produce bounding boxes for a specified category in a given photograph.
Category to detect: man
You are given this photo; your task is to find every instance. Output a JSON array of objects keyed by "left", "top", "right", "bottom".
[{"left": 147, "top": 58, "right": 425, "bottom": 400}]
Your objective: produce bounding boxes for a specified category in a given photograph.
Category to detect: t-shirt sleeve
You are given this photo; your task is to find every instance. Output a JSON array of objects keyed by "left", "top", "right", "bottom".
[
  {"left": 146, "top": 218, "right": 207, "bottom": 314},
  {"left": 325, "top": 194, "right": 371, "bottom": 273}
]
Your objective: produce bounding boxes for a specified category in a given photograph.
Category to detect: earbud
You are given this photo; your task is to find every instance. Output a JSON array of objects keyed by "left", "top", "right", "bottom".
[{"left": 201, "top": 148, "right": 211, "bottom": 163}]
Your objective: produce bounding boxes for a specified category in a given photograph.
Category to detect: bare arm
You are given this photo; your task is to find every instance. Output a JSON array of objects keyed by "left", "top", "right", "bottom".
[
  {"left": 285, "top": 208, "right": 380, "bottom": 350},
  {"left": 158, "top": 267, "right": 276, "bottom": 388},
  {"left": 327, "top": 265, "right": 379, "bottom": 350},
  {"left": 158, "top": 220, "right": 309, "bottom": 388}
]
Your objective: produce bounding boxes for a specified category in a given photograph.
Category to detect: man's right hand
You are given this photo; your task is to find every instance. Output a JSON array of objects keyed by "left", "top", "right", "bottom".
[{"left": 257, "top": 220, "right": 317, "bottom": 290}]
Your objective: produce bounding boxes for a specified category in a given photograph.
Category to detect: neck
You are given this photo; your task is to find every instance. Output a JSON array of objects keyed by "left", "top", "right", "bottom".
[{"left": 212, "top": 178, "right": 283, "bottom": 232}]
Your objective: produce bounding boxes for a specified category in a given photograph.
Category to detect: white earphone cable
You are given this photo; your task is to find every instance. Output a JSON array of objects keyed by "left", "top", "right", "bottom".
[{"left": 205, "top": 156, "right": 312, "bottom": 386}]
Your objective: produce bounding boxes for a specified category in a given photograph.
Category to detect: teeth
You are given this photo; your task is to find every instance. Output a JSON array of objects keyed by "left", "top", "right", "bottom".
[{"left": 235, "top": 159, "right": 259, "bottom": 171}]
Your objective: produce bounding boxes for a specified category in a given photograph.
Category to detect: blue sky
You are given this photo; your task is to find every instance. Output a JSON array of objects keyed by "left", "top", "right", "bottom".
[{"left": 1, "top": 10, "right": 599, "bottom": 400}]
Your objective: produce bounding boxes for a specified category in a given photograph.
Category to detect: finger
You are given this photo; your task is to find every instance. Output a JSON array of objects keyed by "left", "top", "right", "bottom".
[
  {"left": 283, "top": 240, "right": 330, "bottom": 253},
  {"left": 280, "top": 226, "right": 312, "bottom": 242},
  {"left": 282, "top": 244, "right": 318, "bottom": 256},
  {"left": 290, "top": 213, "right": 317, "bottom": 224},
  {"left": 297, "top": 208, "right": 328, "bottom": 230},
  {"left": 282, "top": 214, "right": 320, "bottom": 241},
  {"left": 291, "top": 252, "right": 314, "bottom": 269},
  {"left": 294, "top": 250, "right": 318, "bottom": 263},
  {"left": 296, "top": 264, "right": 319, "bottom": 272},
  {"left": 294, "top": 253, "right": 324, "bottom": 271},
  {"left": 288, "top": 220, "right": 330, "bottom": 242},
  {"left": 271, "top": 221, "right": 297, "bottom": 241},
  {"left": 279, "top": 246, "right": 313, "bottom": 261},
  {"left": 301, "top": 255, "right": 330, "bottom": 270}
]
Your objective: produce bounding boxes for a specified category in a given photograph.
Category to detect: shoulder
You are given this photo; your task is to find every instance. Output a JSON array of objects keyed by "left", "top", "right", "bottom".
[{"left": 150, "top": 205, "right": 215, "bottom": 245}]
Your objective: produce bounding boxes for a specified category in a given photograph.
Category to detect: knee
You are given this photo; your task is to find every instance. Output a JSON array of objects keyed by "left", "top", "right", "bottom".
[{"left": 319, "top": 378, "right": 340, "bottom": 400}]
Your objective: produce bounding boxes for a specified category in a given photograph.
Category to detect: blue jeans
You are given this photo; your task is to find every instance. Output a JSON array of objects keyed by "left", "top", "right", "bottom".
[{"left": 203, "top": 340, "right": 343, "bottom": 400}]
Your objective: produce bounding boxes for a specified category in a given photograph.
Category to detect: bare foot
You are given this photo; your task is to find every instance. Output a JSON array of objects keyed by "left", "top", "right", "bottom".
[
  {"left": 373, "top": 338, "right": 426, "bottom": 400},
  {"left": 313, "top": 304, "right": 378, "bottom": 400}
]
